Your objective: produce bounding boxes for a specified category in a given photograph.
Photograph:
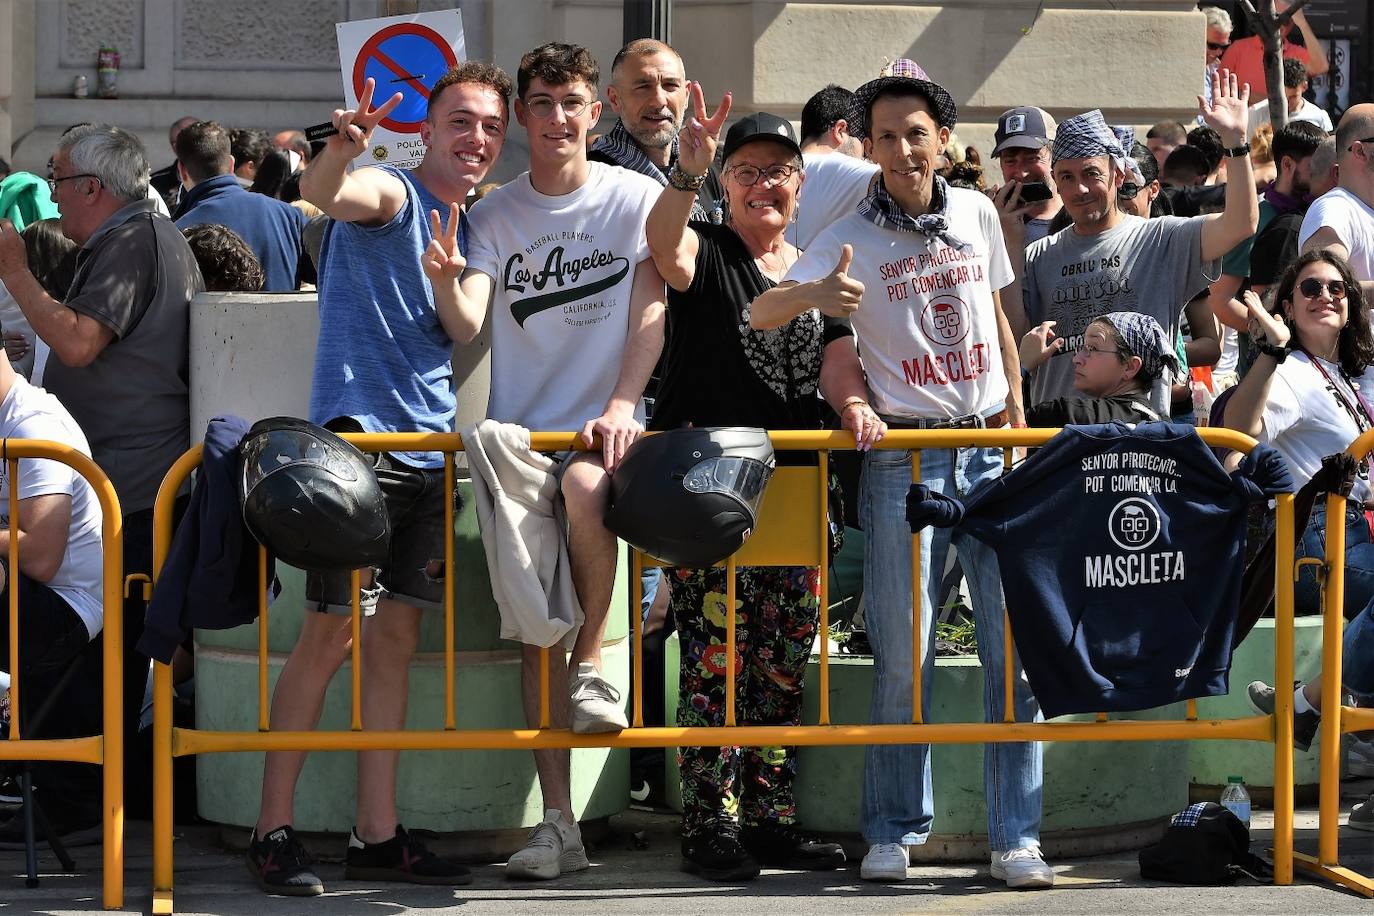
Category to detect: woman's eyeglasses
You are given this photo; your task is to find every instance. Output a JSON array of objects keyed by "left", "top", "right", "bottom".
[
  {"left": 1298, "top": 277, "right": 1348, "bottom": 300},
  {"left": 726, "top": 164, "right": 797, "bottom": 187}
]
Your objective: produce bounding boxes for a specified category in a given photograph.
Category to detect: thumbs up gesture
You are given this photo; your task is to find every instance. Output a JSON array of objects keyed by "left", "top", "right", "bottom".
[{"left": 813, "top": 244, "right": 864, "bottom": 318}]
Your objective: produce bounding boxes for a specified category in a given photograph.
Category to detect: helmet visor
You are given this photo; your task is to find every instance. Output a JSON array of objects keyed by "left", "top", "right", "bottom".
[
  {"left": 241, "top": 428, "right": 363, "bottom": 496},
  {"left": 681, "top": 456, "right": 772, "bottom": 512}
]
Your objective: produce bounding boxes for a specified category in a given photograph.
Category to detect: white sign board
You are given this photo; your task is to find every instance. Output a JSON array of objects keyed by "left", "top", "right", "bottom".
[{"left": 335, "top": 10, "right": 466, "bottom": 171}]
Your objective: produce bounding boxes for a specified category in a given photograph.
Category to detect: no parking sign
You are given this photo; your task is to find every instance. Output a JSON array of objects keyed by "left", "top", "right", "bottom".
[{"left": 336, "top": 11, "right": 466, "bottom": 170}]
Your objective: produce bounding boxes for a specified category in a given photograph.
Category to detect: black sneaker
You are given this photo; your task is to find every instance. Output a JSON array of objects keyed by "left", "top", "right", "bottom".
[
  {"left": 246, "top": 825, "right": 325, "bottom": 897},
  {"left": 681, "top": 825, "right": 761, "bottom": 882},
  {"left": 740, "top": 820, "right": 847, "bottom": 870},
  {"left": 1248, "top": 680, "right": 1320, "bottom": 752},
  {"left": 344, "top": 824, "right": 471, "bottom": 885}
]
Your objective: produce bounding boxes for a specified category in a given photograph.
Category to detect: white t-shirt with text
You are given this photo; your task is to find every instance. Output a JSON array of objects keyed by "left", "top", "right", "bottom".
[
  {"left": 1299, "top": 188, "right": 1374, "bottom": 283},
  {"left": 1261, "top": 351, "right": 1374, "bottom": 503},
  {"left": 1247, "top": 98, "right": 1334, "bottom": 139},
  {"left": 0, "top": 377, "right": 104, "bottom": 638},
  {"left": 785, "top": 188, "right": 1014, "bottom": 420},
  {"left": 466, "top": 162, "right": 659, "bottom": 431}
]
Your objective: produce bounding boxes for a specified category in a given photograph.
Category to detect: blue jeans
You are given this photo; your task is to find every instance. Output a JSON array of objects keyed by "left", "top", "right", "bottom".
[
  {"left": 859, "top": 446, "right": 1042, "bottom": 851},
  {"left": 1296, "top": 502, "right": 1374, "bottom": 619}
]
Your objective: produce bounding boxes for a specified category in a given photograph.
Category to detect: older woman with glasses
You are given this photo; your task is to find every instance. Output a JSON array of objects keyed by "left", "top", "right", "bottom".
[{"left": 644, "top": 83, "right": 851, "bottom": 882}]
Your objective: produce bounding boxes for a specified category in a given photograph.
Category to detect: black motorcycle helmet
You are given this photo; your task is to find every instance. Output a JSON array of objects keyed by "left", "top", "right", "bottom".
[
  {"left": 238, "top": 417, "right": 391, "bottom": 571},
  {"left": 606, "top": 427, "right": 776, "bottom": 568}
]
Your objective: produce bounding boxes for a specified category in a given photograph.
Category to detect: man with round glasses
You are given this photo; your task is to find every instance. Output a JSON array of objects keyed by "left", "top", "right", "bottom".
[{"left": 424, "top": 41, "right": 667, "bottom": 882}]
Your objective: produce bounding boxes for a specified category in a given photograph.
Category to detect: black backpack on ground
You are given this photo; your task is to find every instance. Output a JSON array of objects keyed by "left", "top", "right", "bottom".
[{"left": 1139, "top": 802, "right": 1273, "bottom": 885}]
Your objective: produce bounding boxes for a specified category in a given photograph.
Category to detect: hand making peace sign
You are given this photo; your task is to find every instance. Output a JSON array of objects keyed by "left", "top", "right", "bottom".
[
  {"left": 676, "top": 81, "right": 732, "bottom": 178},
  {"left": 422, "top": 202, "right": 466, "bottom": 285},
  {"left": 327, "top": 77, "right": 405, "bottom": 158}
]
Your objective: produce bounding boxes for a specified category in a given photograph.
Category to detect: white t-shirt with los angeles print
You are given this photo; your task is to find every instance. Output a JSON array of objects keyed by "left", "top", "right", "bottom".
[
  {"left": 466, "top": 161, "right": 659, "bottom": 431},
  {"left": 785, "top": 187, "right": 1014, "bottom": 420}
]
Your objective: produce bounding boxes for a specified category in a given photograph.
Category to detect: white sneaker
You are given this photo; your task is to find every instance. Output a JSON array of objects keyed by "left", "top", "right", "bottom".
[
  {"left": 569, "top": 662, "right": 628, "bottom": 734},
  {"left": 506, "top": 810, "right": 589, "bottom": 880},
  {"left": 859, "top": 842, "right": 909, "bottom": 881},
  {"left": 991, "top": 846, "right": 1055, "bottom": 889}
]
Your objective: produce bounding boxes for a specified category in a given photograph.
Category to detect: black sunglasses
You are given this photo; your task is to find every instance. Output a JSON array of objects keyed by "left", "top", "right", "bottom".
[
  {"left": 1118, "top": 181, "right": 1151, "bottom": 200},
  {"left": 1207, "top": 41, "right": 1230, "bottom": 51},
  {"left": 1349, "top": 136, "right": 1374, "bottom": 152},
  {"left": 1298, "top": 277, "right": 1348, "bottom": 300}
]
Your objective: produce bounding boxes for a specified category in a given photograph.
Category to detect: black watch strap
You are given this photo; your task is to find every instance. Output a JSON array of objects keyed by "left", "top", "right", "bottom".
[
  {"left": 1256, "top": 340, "right": 1291, "bottom": 363},
  {"left": 1223, "top": 141, "right": 1251, "bottom": 159}
]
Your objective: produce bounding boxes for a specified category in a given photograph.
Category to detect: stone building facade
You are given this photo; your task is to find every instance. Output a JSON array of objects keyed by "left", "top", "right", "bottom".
[{"left": 1, "top": 0, "right": 1210, "bottom": 180}]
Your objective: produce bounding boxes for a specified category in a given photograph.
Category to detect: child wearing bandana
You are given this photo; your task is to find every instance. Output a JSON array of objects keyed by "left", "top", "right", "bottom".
[{"left": 1020, "top": 311, "right": 1176, "bottom": 426}]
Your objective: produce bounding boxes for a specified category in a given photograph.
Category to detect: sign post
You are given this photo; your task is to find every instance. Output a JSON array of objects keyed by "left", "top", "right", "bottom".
[{"left": 335, "top": 10, "right": 466, "bottom": 170}]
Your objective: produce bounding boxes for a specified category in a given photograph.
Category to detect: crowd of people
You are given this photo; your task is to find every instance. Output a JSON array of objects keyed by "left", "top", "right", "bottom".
[{"left": 0, "top": 0, "right": 1369, "bottom": 899}]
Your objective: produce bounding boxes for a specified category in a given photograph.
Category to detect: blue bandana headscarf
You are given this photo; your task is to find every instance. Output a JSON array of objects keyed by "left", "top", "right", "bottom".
[
  {"left": 1100, "top": 311, "right": 1180, "bottom": 383},
  {"left": 1052, "top": 110, "right": 1146, "bottom": 187}
]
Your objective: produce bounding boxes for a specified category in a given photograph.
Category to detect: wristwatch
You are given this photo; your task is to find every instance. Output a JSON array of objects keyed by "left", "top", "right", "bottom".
[
  {"left": 1222, "top": 141, "right": 1251, "bottom": 159},
  {"left": 1256, "top": 340, "right": 1290, "bottom": 363}
]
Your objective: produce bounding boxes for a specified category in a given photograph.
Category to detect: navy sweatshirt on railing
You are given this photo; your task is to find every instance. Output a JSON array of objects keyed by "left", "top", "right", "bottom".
[{"left": 906, "top": 422, "right": 1292, "bottom": 718}]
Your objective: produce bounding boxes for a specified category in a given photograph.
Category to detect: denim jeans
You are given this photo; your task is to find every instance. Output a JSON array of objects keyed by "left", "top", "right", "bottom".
[
  {"left": 859, "top": 445, "right": 1042, "bottom": 851},
  {"left": 1296, "top": 502, "right": 1374, "bottom": 620},
  {"left": 1343, "top": 603, "right": 1374, "bottom": 703}
]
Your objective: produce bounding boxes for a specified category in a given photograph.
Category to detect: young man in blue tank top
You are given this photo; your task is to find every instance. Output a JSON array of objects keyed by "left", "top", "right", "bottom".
[{"left": 244, "top": 64, "right": 511, "bottom": 897}]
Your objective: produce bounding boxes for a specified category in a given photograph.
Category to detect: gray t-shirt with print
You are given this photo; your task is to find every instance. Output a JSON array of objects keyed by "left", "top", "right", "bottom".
[
  {"left": 1023, "top": 214, "right": 1215, "bottom": 413},
  {"left": 45, "top": 199, "right": 201, "bottom": 514}
]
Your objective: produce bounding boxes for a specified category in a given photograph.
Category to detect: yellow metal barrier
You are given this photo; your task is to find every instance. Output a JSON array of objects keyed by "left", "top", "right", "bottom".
[
  {"left": 148, "top": 428, "right": 1294, "bottom": 912},
  {"left": 1292, "top": 427, "right": 1374, "bottom": 896},
  {"left": 0, "top": 439, "right": 124, "bottom": 909}
]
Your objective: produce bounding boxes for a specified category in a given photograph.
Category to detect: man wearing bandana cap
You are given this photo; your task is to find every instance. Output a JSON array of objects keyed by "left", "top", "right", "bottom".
[
  {"left": 1010, "top": 69, "right": 1258, "bottom": 418},
  {"left": 752, "top": 59, "right": 1050, "bottom": 890}
]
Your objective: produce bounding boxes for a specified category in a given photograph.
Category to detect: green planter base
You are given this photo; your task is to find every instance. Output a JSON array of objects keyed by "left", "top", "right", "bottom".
[
  {"left": 1188, "top": 616, "right": 1326, "bottom": 805},
  {"left": 194, "top": 481, "right": 630, "bottom": 842}
]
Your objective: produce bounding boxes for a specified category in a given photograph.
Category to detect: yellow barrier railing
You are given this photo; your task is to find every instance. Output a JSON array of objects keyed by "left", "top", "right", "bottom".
[
  {"left": 0, "top": 439, "right": 124, "bottom": 909},
  {"left": 148, "top": 428, "right": 1294, "bottom": 913},
  {"left": 1293, "top": 426, "right": 1374, "bottom": 897}
]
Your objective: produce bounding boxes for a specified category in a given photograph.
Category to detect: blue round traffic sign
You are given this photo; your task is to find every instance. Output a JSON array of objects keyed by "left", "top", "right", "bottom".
[{"left": 353, "top": 23, "right": 459, "bottom": 132}]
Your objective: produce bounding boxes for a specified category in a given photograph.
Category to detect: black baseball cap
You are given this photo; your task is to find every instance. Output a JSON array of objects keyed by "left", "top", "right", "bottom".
[{"left": 721, "top": 112, "right": 802, "bottom": 163}]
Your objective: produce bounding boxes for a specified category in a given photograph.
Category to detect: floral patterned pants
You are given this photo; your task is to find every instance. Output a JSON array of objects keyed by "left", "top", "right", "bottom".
[{"left": 670, "top": 564, "right": 820, "bottom": 834}]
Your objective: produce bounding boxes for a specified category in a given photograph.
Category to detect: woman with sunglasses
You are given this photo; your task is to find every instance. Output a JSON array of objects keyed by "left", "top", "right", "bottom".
[
  {"left": 1228, "top": 250, "right": 1374, "bottom": 797},
  {"left": 1225, "top": 249, "right": 1374, "bottom": 618},
  {"left": 644, "top": 84, "right": 849, "bottom": 881}
]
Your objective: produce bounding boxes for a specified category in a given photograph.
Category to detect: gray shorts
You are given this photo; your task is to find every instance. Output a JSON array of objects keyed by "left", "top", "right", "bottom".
[{"left": 304, "top": 422, "right": 458, "bottom": 616}]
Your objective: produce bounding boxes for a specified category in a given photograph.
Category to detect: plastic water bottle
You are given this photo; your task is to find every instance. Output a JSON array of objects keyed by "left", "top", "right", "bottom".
[{"left": 1221, "top": 775, "right": 1251, "bottom": 828}]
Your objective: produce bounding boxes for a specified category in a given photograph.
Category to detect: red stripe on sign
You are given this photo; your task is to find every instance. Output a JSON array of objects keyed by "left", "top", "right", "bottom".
[{"left": 373, "top": 47, "right": 431, "bottom": 100}]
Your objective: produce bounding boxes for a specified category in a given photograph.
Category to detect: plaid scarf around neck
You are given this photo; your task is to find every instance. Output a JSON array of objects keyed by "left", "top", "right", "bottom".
[
  {"left": 591, "top": 119, "right": 708, "bottom": 221},
  {"left": 857, "top": 173, "right": 972, "bottom": 252}
]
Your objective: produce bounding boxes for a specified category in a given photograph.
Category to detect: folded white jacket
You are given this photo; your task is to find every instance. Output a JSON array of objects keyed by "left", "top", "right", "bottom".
[{"left": 461, "top": 419, "right": 583, "bottom": 649}]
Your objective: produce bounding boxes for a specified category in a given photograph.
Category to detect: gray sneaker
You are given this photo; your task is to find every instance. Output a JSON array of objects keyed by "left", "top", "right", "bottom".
[
  {"left": 1349, "top": 795, "right": 1374, "bottom": 832},
  {"left": 569, "top": 662, "right": 628, "bottom": 734},
  {"left": 1248, "top": 680, "right": 1320, "bottom": 752}
]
